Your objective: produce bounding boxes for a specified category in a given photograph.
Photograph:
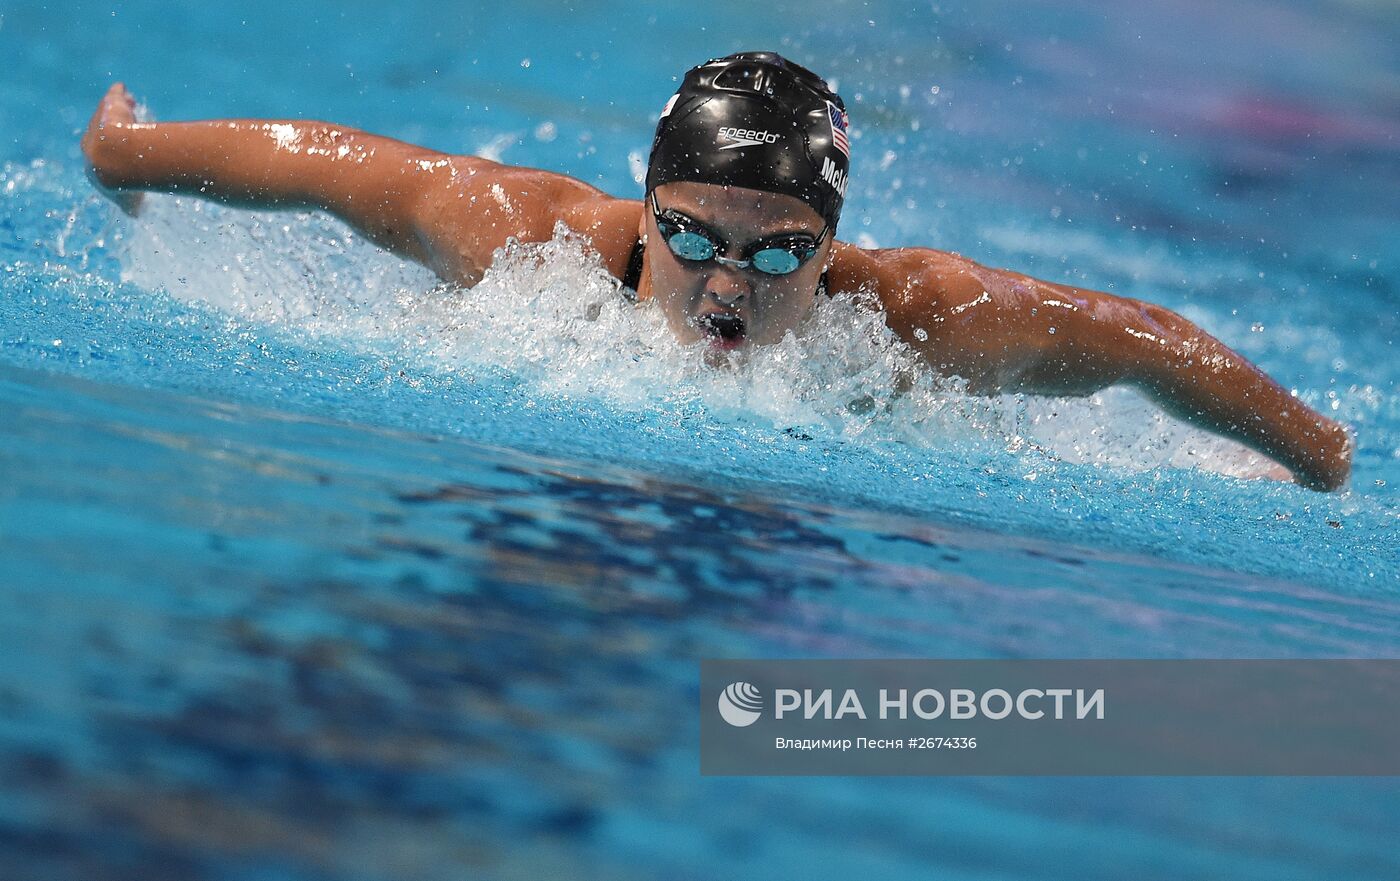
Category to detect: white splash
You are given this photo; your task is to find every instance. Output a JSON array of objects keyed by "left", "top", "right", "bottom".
[{"left": 115, "top": 196, "right": 1282, "bottom": 480}]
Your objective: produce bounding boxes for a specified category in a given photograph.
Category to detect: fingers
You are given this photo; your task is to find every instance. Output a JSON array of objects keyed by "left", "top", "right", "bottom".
[
  {"left": 100, "top": 83, "right": 136, "bottom": 113},
  {"left": 111, "top": 83, "right": 136, "bottom": 114},
  {"left": 109, "top": 82, "right": 136, "bottom": 110},
  {"left": 86, "top": 83, "right": 139, "bottom": 142},
  {"left": 83, "top": 83, "right": 146, "bottom": 217}
]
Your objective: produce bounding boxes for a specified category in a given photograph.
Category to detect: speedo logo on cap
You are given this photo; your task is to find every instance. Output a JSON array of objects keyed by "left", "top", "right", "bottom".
[{"left": 717, "top": 126, "right": 782, "bottom": 151}]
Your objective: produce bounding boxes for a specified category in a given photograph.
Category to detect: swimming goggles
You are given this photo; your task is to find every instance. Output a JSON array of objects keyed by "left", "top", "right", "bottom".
[{"left": 649, "top": 192, "right": 827, "bottom": 276}]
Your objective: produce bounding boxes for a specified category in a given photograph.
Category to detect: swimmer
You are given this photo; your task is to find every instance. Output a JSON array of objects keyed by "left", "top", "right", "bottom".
[{"left": 81, "top": 52, "right": 1353, "bottom": 490}]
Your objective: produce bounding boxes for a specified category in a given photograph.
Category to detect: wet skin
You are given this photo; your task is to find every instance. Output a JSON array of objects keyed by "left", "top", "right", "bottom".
[
  {"left": 81, "top": 83, "right": 1354, "bottom": 490},
  {"left": 640, "top": 182, "right": 833, "bottom": 350}
]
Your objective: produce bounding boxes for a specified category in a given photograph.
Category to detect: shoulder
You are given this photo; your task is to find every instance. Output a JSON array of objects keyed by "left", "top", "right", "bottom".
[
  {"left": 560, "top": 194, "right": 644, "bottom": 283},
  {"left": 825, "top": 240, "right": 1054, "bottom": 388},
  {"left": 827, "top": 240, "right": 993, "bottom": 315},
  {"left": 409, "top": 156, "right": 641, "bottom": 285}
]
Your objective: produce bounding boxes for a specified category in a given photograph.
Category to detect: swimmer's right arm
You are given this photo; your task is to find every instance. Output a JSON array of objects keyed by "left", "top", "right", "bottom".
[
  {"left": 81, "top": 84, "right": 636, "bottom": 286},
  {"left": 82, "top": 85, "right": 448, "bottom": 264}
]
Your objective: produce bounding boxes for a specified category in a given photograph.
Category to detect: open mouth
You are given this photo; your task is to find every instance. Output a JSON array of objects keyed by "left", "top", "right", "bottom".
[{"left": 697, "top": 312, "right": 747, "bottom": 349}]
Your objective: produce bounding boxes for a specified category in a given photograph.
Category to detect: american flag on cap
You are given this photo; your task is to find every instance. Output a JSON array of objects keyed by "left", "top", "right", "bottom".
[{"left": 826, "top": 101, "right": 850, "bottom": 158}]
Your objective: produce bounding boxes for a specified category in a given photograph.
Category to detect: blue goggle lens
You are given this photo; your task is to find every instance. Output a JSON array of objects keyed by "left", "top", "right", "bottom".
[
  {"left": 655, "top": 200, "right": 822, "bottom": 277},
  {"left": 663, "top": 232, "right": 810, "bottom": 276},
  {"left": 665, "top": 230, "right": 717, "bottom": 262},
  {"left": 749, "top": 248, "right": 803, "bottom": 275}
]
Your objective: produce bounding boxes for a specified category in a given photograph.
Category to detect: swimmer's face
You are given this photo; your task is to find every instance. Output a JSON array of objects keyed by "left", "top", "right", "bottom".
[{"left": 641, "top": 182, "right": 833, "bottom": 352}]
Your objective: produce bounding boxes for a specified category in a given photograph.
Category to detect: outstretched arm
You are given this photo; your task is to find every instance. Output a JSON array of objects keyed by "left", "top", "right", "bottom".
[
  {"left": 80, "top": 84, "right": 637, "bottom": 285},
  {"left": 82, "top": 84, "right": 447, "bottom": 263},
  {"left": 837, "top": 243, "right": 1353, "bottom": 491}
]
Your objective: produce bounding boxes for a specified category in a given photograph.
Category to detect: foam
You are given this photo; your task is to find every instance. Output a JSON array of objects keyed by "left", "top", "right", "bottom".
[{"left": 116, "top": 196, "right": 1285, "bottom": 481}]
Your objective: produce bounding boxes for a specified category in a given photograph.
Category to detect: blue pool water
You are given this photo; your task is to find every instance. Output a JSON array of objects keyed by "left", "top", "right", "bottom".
[{"left": 2, "top": 1, "right": 1398, "bottom": 878}]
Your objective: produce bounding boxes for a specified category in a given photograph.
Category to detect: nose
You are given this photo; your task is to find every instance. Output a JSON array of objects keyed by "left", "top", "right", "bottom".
[{"left": 704, "top": 263, "right": 750, "bottom": 307}]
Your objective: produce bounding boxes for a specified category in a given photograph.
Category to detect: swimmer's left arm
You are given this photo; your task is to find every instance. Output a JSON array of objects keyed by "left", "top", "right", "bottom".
[{"left": 838, "top": 244, "right": 1353, "bottom": 491}]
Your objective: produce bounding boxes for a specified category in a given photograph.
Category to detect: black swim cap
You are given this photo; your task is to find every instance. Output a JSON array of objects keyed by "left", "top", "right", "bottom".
[{"left": 645, "top": 52, "right": 850, "bottom": 229}]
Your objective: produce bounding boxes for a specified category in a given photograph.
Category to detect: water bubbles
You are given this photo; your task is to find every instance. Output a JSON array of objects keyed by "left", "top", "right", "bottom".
[
  {"left": 108, "top": 202, "right": 1306, "bottom": 485},
  {"left": 519, "top": 58, "right": 531, "bottom": 69}
]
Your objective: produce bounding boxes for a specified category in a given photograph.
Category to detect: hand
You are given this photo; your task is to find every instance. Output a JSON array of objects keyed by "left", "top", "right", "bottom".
[
  {"left": 1292, "top": 417, "right": 1354, "bottom": 492},
  {"left": 81, "top": 83, "right": 145, "bottom": 217}
]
